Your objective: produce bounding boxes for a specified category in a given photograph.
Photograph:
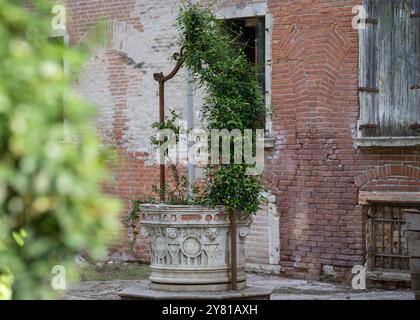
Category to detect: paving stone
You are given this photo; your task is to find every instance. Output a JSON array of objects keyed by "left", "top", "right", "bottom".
[{"left": 64, "top": 274, "right": 414, "bottom": 300}]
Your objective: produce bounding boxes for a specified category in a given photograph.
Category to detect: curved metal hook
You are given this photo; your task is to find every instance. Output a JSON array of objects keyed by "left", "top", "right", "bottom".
[{"left": 153, "top": 48, "right": 184, "bottom": 82}]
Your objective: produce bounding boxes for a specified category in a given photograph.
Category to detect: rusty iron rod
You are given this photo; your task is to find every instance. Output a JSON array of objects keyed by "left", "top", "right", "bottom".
[
  {"left": 359, "top": 124, "right": 378, "bottom": 130},
  {"left": 230, "top": 210, "right": 238, "bottom": 291},
  {"left": 153, "top": 57, "right": 183, "bottom": 203},
  {"left": 153, "top": 51, "right": 240, "bottom": 291},
  {"left": 359, "top": 87, "right": 379, "bottom": 93},
  {"left": 358, "top": 18, "right": 378, "bottom": 25},
  {"left": 159, "top": 80, "right": 165, "bottom": 202}
]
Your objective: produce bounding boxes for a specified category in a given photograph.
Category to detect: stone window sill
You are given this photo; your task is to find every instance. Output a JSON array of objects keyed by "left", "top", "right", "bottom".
[
  {"left": 355, "top": 137, "right": 420, "bottom": 148},
  {"left": 367, "top": 270, "right": 410, "bottom": 283},
  {"left": 358, "top": 192, "right": 420, "bottom": 205},
  {"left": 264, "top": 136, "right": 275, "bottom": 149}
]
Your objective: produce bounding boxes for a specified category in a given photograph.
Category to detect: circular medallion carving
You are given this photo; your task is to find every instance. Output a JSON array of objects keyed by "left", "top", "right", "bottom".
[
  {"left": 153, "top": 235, "right": 167, "bottom": 258},
  {"left": 140, "top": 227, "right": 149, "bottom": 237},
  {"left": 181, "top": 236, "right": 202, "bottom": 257}
]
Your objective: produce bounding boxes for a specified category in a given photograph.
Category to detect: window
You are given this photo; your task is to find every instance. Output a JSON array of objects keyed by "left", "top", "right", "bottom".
[
  {"left": 366, "top": 204, "right": 412, "bottom": 272},
  {"left": 216, "top": 2, "right": 272, "bottom": 141},
  {"left": 226, "top": 17, "right": 266, "bottom": 102},
  {"left": 357, "top": 0, "right": 420, "bottom": 143}
]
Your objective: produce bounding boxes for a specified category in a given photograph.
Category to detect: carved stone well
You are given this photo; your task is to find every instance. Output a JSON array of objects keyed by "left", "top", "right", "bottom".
[{"left": 139, "top": 204, "right": 251, "bottom": 292}]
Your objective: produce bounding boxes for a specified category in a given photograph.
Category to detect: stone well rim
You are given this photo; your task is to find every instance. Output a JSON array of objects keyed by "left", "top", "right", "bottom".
[{"left": 139, "top": 204, "right": 225, "bottom": 210}]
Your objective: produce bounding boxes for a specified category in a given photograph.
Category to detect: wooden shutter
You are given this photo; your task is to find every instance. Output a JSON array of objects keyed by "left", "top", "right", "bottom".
[{"left": 359, "top": 0, "right": 420, "bottom": 137}]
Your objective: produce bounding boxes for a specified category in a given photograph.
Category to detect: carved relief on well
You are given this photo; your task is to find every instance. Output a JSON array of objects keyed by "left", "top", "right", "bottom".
[
  {"left": 139, "top": 205, "right": 251, "bottom": 291},
  {"left": 181, "top": 236, "right": 203, "bottom": 257},
  {"left": 140, "top": 205, "right": 251, "bottom": 268},
  {"left": 152, "top": 235, "right": 167, "bottom": 258},
  {"left": 239, "top": 226, "right": 250, "bottom": 239},
  {"left": 139, "top": 205, "right": 231, "bottom": 225},
  {"left": 146, "top": 226, "right": 228, "bottom": 266},
  {"left": 166, "top": 227, "right": 178, "bottom": 239}
]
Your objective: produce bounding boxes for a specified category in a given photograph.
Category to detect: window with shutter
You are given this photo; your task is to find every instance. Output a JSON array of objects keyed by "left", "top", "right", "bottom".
[{"left": 357, "top": 0, "right": 420, "bottom": 147}]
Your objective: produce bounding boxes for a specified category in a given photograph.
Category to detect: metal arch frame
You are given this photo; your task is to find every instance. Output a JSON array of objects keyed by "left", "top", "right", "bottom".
[
  {"left": 152, "top": 50, "right": 239, "bottom": 291},
  {"left": 153, "top": 51, "right": 183, "bottom": 203}
]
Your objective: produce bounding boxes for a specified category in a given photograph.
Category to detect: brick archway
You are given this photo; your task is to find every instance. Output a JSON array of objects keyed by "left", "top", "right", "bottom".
[{"left": 355, "top": 165, "right": 420, "bottom": 188}]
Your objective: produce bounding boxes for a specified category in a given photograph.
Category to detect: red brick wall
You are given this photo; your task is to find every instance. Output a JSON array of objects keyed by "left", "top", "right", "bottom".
[
  {"left": 64, "top": 0, "right": 420, "bottom": 279},
  {"left": 64, "top": 0, "right": 274, "bottom": 263},
  {"left": 65, "top": 0, "right": 143, "bottom": 43},
  {"left": 267, "top": 0, "right": 420, "bottom": 279}
]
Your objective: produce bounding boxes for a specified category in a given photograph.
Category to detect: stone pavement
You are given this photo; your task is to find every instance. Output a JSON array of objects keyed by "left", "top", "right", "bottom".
[{"left": 64, "top": 274, "right": 414, "bottom": 300}]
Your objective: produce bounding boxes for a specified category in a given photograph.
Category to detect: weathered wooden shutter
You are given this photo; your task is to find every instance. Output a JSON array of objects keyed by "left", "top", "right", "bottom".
[{"left": 359, "top": 0, "right": 420, "bottom": 137}]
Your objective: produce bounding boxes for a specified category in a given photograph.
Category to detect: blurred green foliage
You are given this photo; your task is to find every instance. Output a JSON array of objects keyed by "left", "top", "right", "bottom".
[{"left": 0, "top": 0, "right": 121, "bottom": 299}]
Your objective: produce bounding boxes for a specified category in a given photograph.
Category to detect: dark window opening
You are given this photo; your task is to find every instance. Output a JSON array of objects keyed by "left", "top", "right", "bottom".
[
  {"left": 225, "top": 17, "right": 266, "bottom": 104},
  {"left": 366, "top": 204, "right": 417, "bottom": 272}
]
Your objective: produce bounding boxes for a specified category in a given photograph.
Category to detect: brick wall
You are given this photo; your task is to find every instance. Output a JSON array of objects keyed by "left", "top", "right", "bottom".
[
  {"left": 64, "top": 0, "right": 420, "bottom": 280},
  {"left": 267, "top": 0, "right": 420, "bottom": 279},
  {"left": 65, "top": 0, "right": 189, "bottom": 260},
  {"left": 65, "top": 0, "right": 272, "bottom": 262}
]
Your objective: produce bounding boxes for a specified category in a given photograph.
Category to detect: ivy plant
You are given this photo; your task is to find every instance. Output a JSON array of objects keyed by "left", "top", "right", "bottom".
[
  {"left": 127, "top": 5, "right": 267, "bottom": 249},
  {"left": 176, "top": 5, "right": 266, "bottom": 215}
]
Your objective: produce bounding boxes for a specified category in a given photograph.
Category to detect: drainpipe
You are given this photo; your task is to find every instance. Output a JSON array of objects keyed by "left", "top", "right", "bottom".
[{"left": 187, "top": 70, "right": 195, "bottom": 196}]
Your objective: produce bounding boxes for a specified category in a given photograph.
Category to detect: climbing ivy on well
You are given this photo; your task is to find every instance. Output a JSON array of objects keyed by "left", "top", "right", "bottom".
[{"left": 176, "top": 5, "right": 267, "bottom": 215}]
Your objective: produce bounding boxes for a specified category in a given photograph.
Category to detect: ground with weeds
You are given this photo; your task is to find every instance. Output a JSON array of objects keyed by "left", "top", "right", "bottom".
[
  {"left": 64, "top": 263, "right": 414, "bottom": 300},
  {"left": 78, "top": 262, "right": 150, "bottom": 281}
]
